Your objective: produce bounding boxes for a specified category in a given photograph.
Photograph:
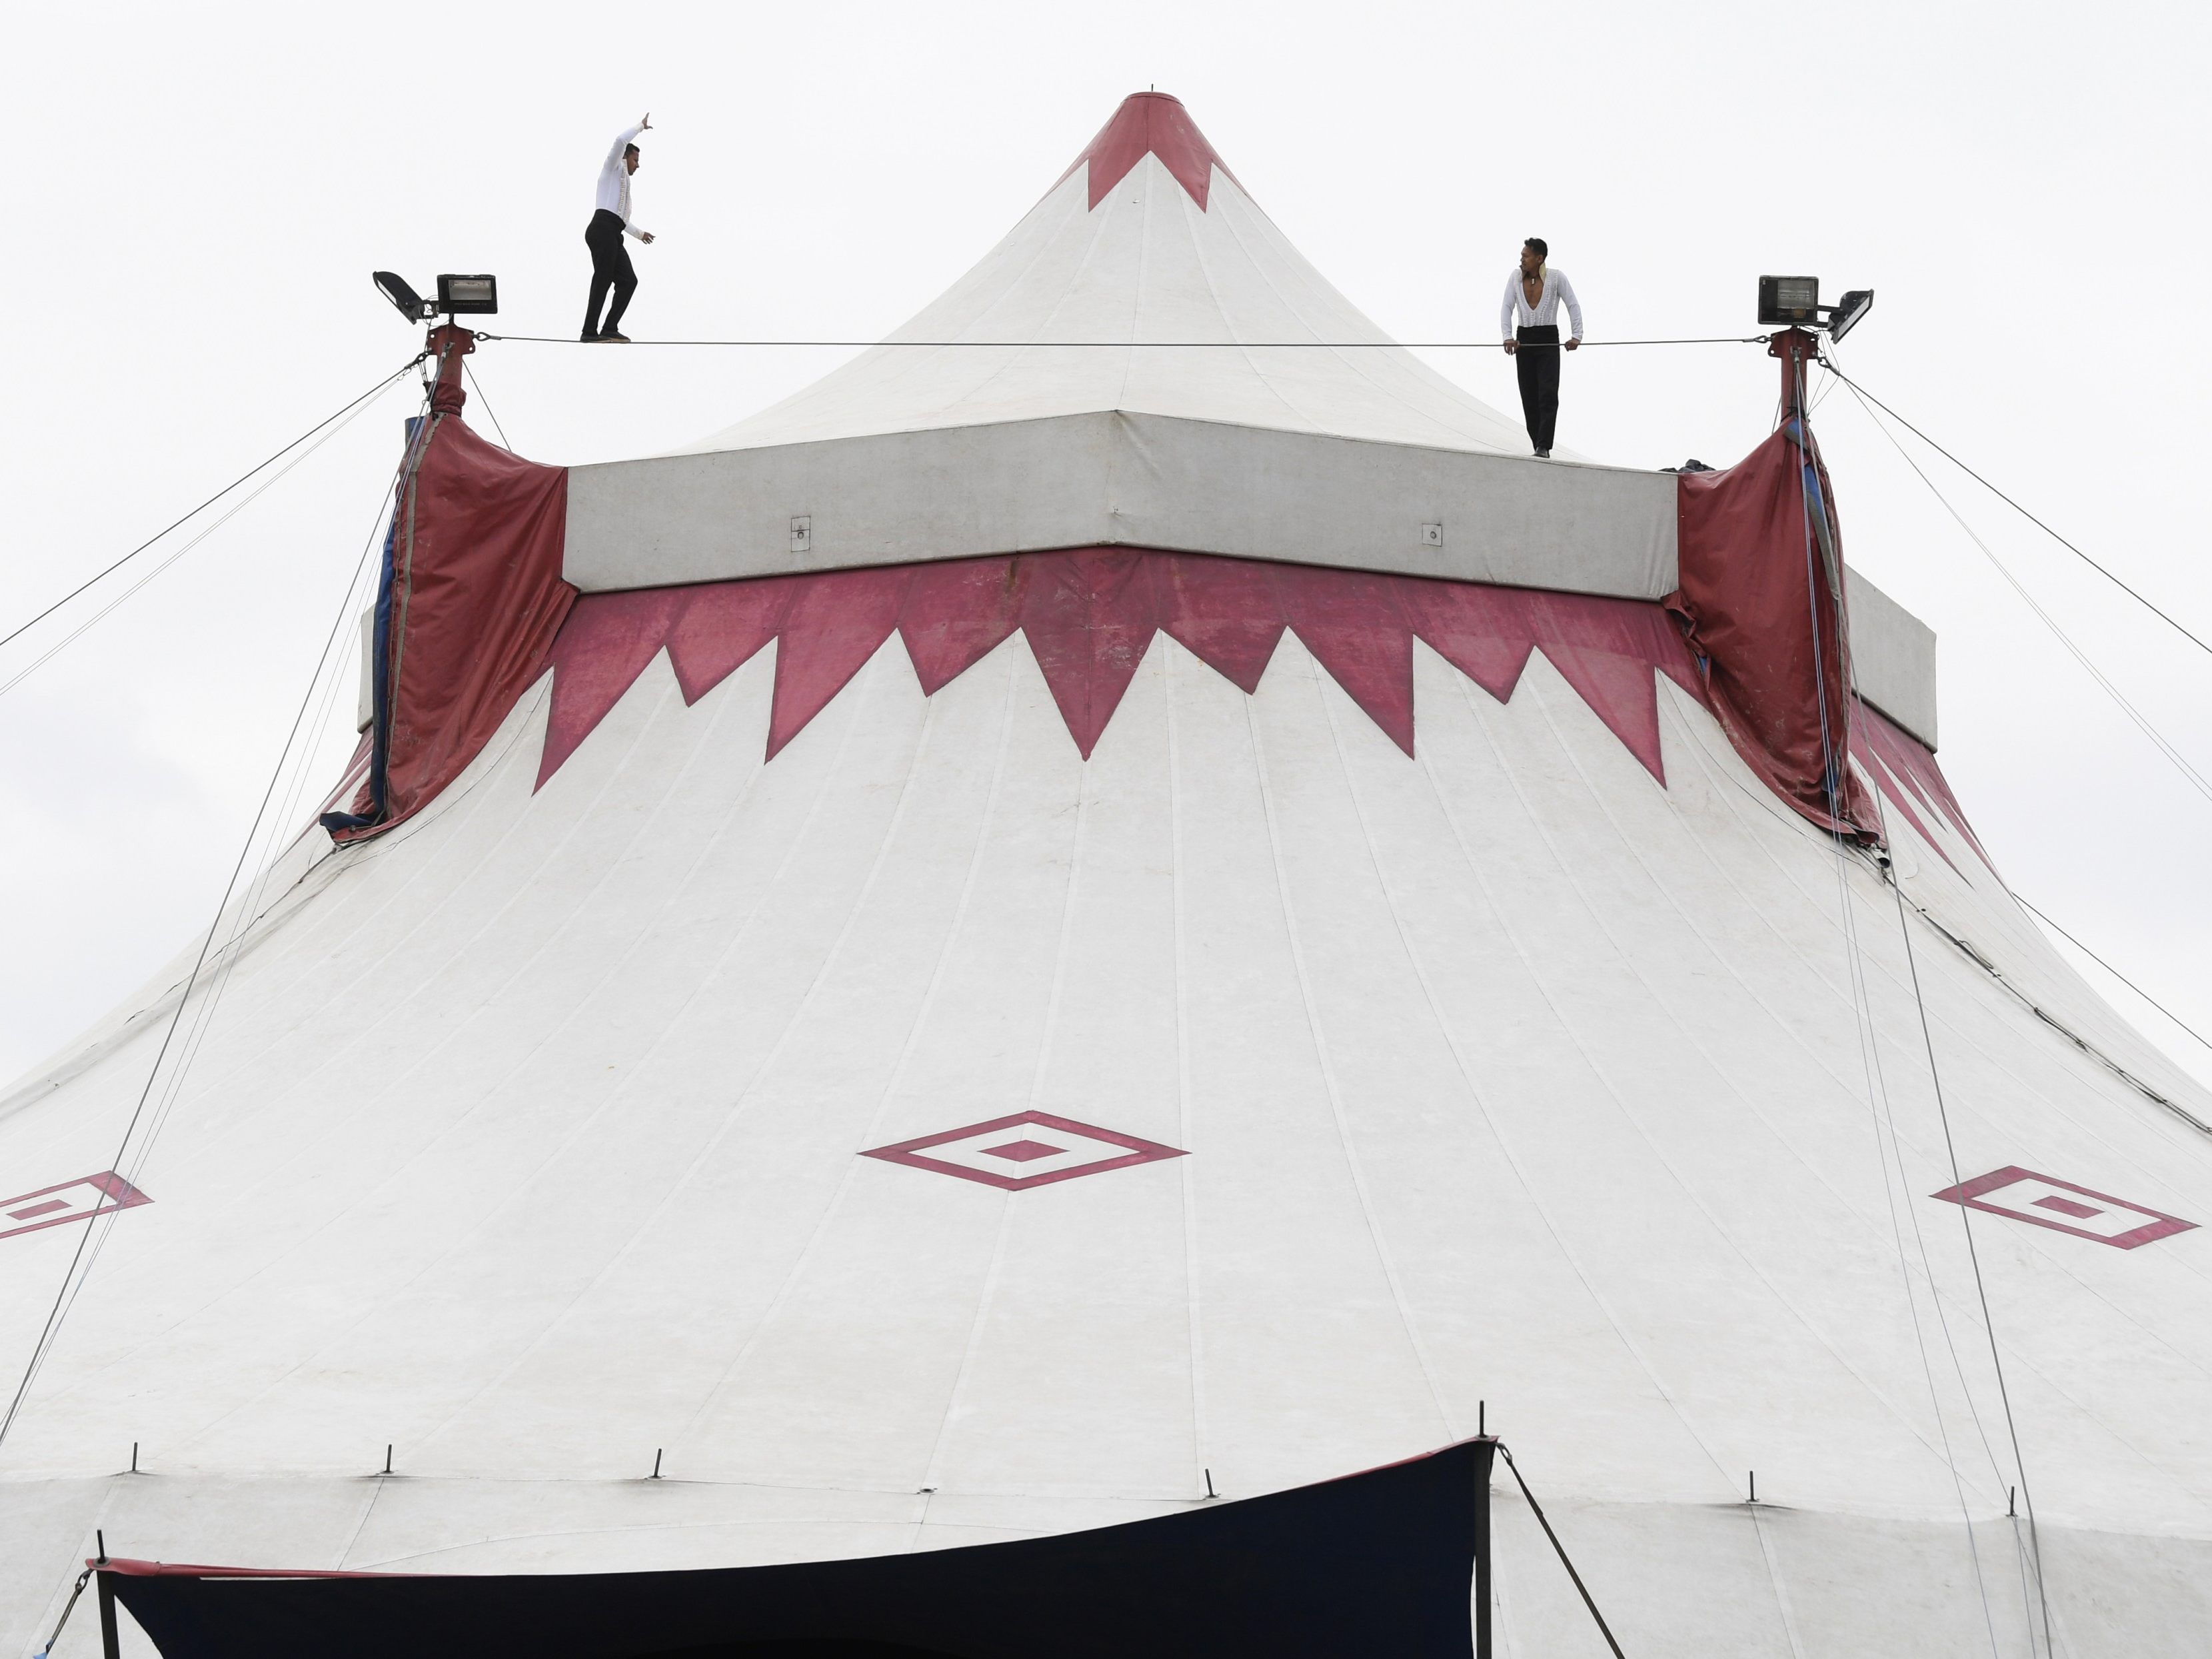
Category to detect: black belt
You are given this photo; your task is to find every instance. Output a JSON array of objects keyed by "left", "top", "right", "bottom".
[{"left": 1516, "top": 324, "right": 1562, "bottom": 345}]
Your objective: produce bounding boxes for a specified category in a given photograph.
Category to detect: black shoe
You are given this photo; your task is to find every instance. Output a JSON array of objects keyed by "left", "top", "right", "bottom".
[
  {"left": 598, "top": 329, "right": 632, "bottom": 344},
  {"left": 1534, "top": 448, "right": 1551, "bottom": 458}
]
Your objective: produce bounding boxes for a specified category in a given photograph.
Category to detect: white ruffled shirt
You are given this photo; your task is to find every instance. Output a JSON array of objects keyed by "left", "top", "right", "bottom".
[
  {"left": 594, "top": 124, "right": 649, "bottom": 241},
  {"left": 1500, "top": 267, "right": 1583, "bottom": 340}
]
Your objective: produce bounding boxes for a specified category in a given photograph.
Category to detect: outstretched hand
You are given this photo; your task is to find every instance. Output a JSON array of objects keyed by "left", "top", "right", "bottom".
[
  {"left": 640, "top": 232, "right": 656, "bottom": 243},
  {"left": 639, "top": 111, "right": 653, "bottom": 131}
]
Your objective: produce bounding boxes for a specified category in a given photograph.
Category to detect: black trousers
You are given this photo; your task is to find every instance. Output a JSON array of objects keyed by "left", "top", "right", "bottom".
[
  {"left": 1514, "top": 324, "right": 1562, "bottom": 453},
  {"left": 583, "top": 208, "right": 637, "bottom": 338}
]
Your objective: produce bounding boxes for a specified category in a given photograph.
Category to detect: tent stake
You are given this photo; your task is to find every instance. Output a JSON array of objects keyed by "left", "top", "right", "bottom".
[
  {"left": 650, "top": 1448, "right": 662, "bottom": 1480},
  {"left": 383, "top": 1444, "right": 393, "bottom": 1476},
  {"left": 1202, "top": 1467, "right": 1216, "bottom": 1499}
]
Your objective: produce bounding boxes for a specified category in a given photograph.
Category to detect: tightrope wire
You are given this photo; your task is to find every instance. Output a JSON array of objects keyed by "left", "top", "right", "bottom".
[{"left": 475, "top": 332, "right": 1767, "bottom": 349}]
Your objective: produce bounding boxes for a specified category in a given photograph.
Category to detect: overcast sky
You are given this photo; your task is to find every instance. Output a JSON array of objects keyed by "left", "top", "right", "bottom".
[{"left": 3, "top": 0, "right": 2207, "bottom": 1094}]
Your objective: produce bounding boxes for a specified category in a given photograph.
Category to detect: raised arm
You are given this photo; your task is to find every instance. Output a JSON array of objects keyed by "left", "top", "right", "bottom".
[{"left": 604, "top": 122, "right": 645, "bottom": 167}]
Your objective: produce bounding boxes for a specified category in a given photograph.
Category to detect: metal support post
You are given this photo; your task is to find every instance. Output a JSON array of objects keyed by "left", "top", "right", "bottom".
[{"left": 1473, "top": 1436, "right": 1498, "bottom": 1659}]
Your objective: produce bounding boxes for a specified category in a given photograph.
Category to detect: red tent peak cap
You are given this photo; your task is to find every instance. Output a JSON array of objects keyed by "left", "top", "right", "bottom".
[{"left": 1054, "top": 92, "right": 1242, "bottom": 212}]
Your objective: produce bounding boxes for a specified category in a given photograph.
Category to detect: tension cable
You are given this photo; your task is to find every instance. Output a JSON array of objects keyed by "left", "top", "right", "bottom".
[
  {"left": 0, "top": 381, "right": 434, "bottom": 1455},
  {"left": 463, "top": 360, "right": 514, "bottom": 451},
  {"left": 30, "top": 1565, "right": 93, "bottom": 1659},
  {"left": 0, "top": 372, "right": 411, "bottom": 701},
  {"left": 1829, "top": 368, "right": 2212, "bottom": 663},
  {"left": 1838, "top": 377, "right": 2212, "bottom": 807},
  {"left": 0, "top": 355, "right": 425, "bottom": 656},
  {"left": 2015, "top": 898, "right": 2212, "bottom": 1060},
  {"left": 1876, "top": 829, "right": 2061, "bottom": 1655},
  {"left": 1496, "top": 1443, "right": 1628, "bottom": 1658}
]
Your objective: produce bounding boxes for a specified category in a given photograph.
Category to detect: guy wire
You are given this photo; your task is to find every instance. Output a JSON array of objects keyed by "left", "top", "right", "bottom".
[
  {"left": 2015, "top": 898, "right": 2212, "bottom": 1059},
  {"left": 463, "top": 360, "right": 513, "bottom": 451},
  {"left": 1837, "top": 380, "right": 2211, "bottom": 807},
  {"left": 1829, "top": 370, "right": 2211, "bottom": 662},
  {"left": 1793, "top": 365, "right": 2019, "bottom": 1653},
  {"left": 1798, "top": 370, "right": 2059, "bottom": 1653},
  {"left": 0, "top": 377, "right": 434, "bottom": 1453},
  {"left": 0, "top": 357, "right": 424, "bottom": 653}
]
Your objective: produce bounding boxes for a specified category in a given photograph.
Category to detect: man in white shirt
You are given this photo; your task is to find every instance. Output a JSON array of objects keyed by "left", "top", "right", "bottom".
[
  {"left": 1499, "top": 238, "right": 1583, "bottom": 457},
  {"left": 582, "top": 113, "right": 656, "bottom": 343}
]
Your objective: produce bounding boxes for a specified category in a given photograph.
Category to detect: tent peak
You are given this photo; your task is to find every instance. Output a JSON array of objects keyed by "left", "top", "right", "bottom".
[{"left": 1054, "top": 90, "right": 1241, "bottom": 211}]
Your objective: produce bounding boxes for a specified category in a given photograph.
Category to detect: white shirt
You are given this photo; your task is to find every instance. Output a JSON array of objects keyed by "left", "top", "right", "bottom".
[
  {"left": 594, "top": 124, "right": 649, "bottom": 241},
  {"left": 1500, "top": 267, "right": 1583, "bottom": 340}
]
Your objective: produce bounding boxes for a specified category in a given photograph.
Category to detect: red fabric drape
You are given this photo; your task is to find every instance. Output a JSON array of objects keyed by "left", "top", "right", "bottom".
[
  {"left": 332, "top": 417, "right": 574, "bottom": 841},
  {"left": 1668, "top": 427, "right": 1877, "bottom": 838}
]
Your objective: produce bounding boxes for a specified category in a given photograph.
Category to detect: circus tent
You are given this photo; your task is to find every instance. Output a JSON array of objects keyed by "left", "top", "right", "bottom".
[{"left": 3, "top": 92, "right": 2208, "bottom": 1658}]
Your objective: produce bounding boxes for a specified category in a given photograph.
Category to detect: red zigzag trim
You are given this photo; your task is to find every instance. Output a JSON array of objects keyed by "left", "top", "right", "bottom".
[
  {"left": 537, "top": 549, "right": 1709, "bottom": 789},
  {"left": 1849, "top": 704, "right": 1993, "bottom": 877},
  {"left": 532, "top": 545, "right": 1981, "bottom": 875}
]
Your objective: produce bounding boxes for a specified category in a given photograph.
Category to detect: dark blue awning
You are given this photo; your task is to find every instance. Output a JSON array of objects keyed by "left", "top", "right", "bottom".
[{"left": 107, "top": 1440, "right": 1491, "bottom": 1659}]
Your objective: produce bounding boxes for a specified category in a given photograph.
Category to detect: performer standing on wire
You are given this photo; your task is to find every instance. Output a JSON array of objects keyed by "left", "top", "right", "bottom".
[
  {"left": 582, "top": 114, "right": 656, "bottom": 343},
  {"left": 1500, "top": 238, "right": 1582, "bottom": 457}
]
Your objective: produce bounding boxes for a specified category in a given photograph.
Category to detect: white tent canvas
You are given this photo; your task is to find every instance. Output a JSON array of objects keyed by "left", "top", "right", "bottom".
[{"left": 3, "top": 94, "right": 2207, "bottom": 1658}]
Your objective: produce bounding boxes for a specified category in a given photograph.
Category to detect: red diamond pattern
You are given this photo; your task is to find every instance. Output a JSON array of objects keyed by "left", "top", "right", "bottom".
[{"left": 862, "top": 1111, "right": 1186, "bottom": 1192}]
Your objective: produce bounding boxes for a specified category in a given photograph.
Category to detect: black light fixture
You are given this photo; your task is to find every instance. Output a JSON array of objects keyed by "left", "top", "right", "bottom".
[
  {"left": 436, "top": 273, "right": 499, "bottom": 316},
  {"left": 1826, "top": 288, "right": 1874, "bottom": 343},
  {"left": 373, "top": 270, "right": 435, "bottom": 323},
  {"left": 371, "top": 270, "right": 500, "bottom": 323},
  {"left": 1757, "top": 275, "right": 1874, "bottom": 340},
  {"left": 1757, "top": 275, "right": 1821, "bottom": 326}
]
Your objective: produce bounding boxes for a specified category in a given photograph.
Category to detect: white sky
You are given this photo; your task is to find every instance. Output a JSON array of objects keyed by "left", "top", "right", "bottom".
[{"left": 2, "top": 0, "right": 2207, "bottom": 1094}]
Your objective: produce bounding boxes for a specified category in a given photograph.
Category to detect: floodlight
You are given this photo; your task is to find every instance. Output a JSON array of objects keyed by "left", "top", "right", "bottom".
[
  {"left": 1827, "top": 288, "right": 1874, "bottom": 343},
  {"left": 436, "top": 274, "right": 499, "bottom": 317},
  {"left": 373, "top": 270, "right": 434, "bottom": 323},
  {"left": 1758, "top": 275, "right": 1820, "bottom": 326}
]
